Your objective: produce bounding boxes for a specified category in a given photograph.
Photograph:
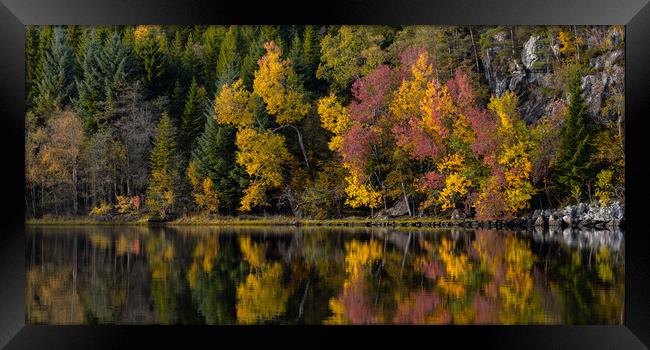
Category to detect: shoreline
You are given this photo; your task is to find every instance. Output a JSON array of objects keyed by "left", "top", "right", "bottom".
[{"left": 24, "top": 214, "right": 624, "bottom": 230}]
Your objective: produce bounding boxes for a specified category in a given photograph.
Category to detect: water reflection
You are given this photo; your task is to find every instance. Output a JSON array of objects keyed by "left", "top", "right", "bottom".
[{"left": 26, "top": 225, "right": 624, "bottom": 325}]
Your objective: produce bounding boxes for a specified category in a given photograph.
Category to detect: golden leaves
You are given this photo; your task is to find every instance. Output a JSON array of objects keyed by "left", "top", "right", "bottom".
[
  {"left": 318, "top": 93, "right": 351, "bottom": 151},
  {"left": 253, "top": 41, "right": 309, "bottom": 125},
  {"left": 343, "top": 171, "right": 383, "bottom": 209},
  {"left": 214, "top": 79, "right": 257, "bottom": 129}
]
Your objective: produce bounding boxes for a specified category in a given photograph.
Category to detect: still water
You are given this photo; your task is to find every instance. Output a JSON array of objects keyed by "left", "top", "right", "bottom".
[{"left": 26, "top": 225, "right": 624, "bottom": 325}]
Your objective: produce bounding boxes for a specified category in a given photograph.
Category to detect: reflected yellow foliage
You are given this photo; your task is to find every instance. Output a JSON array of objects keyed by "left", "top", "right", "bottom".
[
  {"left": 596, "top": 247, "right": 613, "bottom": 284},
  {"left": 498, "top": 236, "right": 544, "bottom": 324},
  {"left": 187, "top": 236, "right": 220, "bottom": 289},
  {"left": 344, "top": 239, "right": 382, "bottom": 278},
  {"left": 236, "top": 263, "right": 289, "bottom": 324},
  {"left": 438, "top": 238, "right": 472, "bottom": 298},
  {"left": 239, "top": 236, "right": 267, "bottom": 270}
]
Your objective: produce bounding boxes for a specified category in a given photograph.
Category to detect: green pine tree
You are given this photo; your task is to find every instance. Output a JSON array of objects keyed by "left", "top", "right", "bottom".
[
  {"left": 180, "top": 78, "right": 208, "bottom": 164},
  {"left": 74, "top": 33, "right": 102, "bottom": 132},
  {"left": 25, "top": 26, "right": 40, "bottom": 108},
  {"left": 555, "top": 65, "right": 594, "bottom": 200},
  {"left": 134, "top": 28, "right": 166, "bottom": 92},
  {"left": 301, "top": 25, "right": 320, "bottom": 88},
  {"left": 99, "top": 31, "right": 131, "bottom": 104},
  {"left": 191, "top": 103, "right": 245, "bottom": 215},
  {"left": 239, "top": 35, "right": 264, "bottom": 89},
  {"left": 169, "top": 79, "right": 185, "bottom": 125},
  {"left": 202, "top": 26, "right": 227, "bottom": 89},
  {"left": 33, "top": 27, "right": 75, "bottom": 118},
  {"left": 289, "top": 29, "right": 305, "bottom": 81},
  {"left": 147, "top": 112, "right": 179, "bottom": 219},
  {"left": 215, "top": 26, "right": 240, "bottom": 90},
  {"left": 29, "top": 26, "right": 53, "bottom": 111}
]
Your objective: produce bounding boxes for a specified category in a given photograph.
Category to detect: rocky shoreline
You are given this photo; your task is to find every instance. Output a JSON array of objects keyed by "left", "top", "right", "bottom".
[
  {"left": 531, "top": 201, "right": 624, "bottom": 229},
  {"left": 359, "top": 201, "right": 624, "bottom": 230}
]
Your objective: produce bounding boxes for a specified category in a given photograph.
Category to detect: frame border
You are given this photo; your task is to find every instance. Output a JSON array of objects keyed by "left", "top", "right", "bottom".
[{"left": 1, "top": 0, "right": 649, "bottom": 348}]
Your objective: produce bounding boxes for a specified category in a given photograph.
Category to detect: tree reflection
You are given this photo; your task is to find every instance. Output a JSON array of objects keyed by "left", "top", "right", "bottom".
[{"left": 26, "top": 226, "right": 625, "bottom": 325}]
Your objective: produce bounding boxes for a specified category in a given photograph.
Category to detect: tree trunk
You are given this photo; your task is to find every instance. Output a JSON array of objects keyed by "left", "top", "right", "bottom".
[
  {"left": 72, "top": 166, "right": 78, "bottom": 215},
  {"left": 41, "top": 185, "right": 44, "bottom": 217},
  {"left": 401, "top": 181, "right": 412, "bottom": 217},
  {"left": 290, "top": 125, "right": 311, "bottom": 173},
  {"left": 469, "top": 27, "right": 481, "bottom": 74},
  {"left": 573, "top": 25, "right": 580, "bottom": 62}
]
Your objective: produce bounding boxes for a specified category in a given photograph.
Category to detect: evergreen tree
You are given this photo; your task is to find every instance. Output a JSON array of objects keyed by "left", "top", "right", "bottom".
[
  {"left": 66, "top": 25, "right": 84, "bottom": 63},
  {"left": 29, "top": 26, "right": 53, "bottom": 112},
  {"left": 146, "top": 112, "right": 179, "bottom": 219},
  {"left": 74, "top": 33, "right": 103, "bottom": 132},
  {"left": 192, "top": 103, "right": 245, "bottom": 214},
  {"left": 33, "top": 27, "right": 75, "bottom": 118},
  {"left": 288, "top": 30, "right": 305, "bottom": 81},
  {"left": 180, "top": 78, "right": 208, "bottom": 164},
  {"left": 75, "top": 31, "right": 131, "bottom": 132},
  {"left": 555, "top": 66, "right": 594, "bottom": 199},
  {"left": 99, "top": 31, "right": 131, "bottom": 104},
  {"left": 201, "top": 26, "right": 226, "bottom": 88},
  {"left": 169, "top": 79, "right": 185, "bottom": 125},
  {"left": 239, "top": 35, "right": 264, "bottom": 89},
  {"left": 215, "top": 26, "right": 240, "bottom": 90},
  {"left": 301, "top": 25, "right": 320, "bottom": 88},
  {"left": 25, "top": 26, "right": 40, "bottom": 108},
  {"left": 134, "top": 26, "right": 166, "bottom": 93}
]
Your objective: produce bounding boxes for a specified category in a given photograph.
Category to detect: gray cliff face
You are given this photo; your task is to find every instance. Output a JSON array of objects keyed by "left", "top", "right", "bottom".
[{"left": 481, "top": 28, "right": 624, "bottom": 125}]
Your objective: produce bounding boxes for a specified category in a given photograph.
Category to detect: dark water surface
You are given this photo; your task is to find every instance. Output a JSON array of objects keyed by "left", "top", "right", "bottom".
[{"left": 25, "top": 225, "right": 624, "bottom": 325}]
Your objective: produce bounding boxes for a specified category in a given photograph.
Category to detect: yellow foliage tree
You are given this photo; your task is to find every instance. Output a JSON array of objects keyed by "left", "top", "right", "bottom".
[
  {"left": 235, "top": 128, "right": 292, "bottom": 211},
  {"left": 390, "top": 51, "right": 434, "bottom": 123},
  {"left": 435, "top": 154, "right": 472, "bottom": 211},
  {"left": 253, "top": 41, "right": 310, "bottom": 125},
  {"left": 317, "top": 93, "right": 351, "bottom": 151},
  {"left": 477, "top": 92, "right": 536, "bottom": 217},
  {"left": 343, "top": 171, "right": 383, "bottom": 209},
  {"left": 187, "top": 160, "right": 220, "bottom": 214},
  {"left": 214, "top": 79, "right": 257, "bottom": 129}
]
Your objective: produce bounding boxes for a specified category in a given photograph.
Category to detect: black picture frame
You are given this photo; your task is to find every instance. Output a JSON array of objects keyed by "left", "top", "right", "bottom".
[{"left": 1, "top": 0, "right": 649, "bottom": 348}]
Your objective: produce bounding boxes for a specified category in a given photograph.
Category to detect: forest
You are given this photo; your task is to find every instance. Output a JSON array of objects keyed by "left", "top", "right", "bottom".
[{"left": 24, "top": 25, "right": 625, "bottom": 221}]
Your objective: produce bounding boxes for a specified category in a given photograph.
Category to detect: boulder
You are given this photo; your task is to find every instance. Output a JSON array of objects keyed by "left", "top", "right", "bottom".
[
  {"left": 548, "top": 214, "right": 561, "bottom": 227},
  {"left": 386, "top": 199, "right": 410, "bottom": 218},
  {"left": 521, "top": 35, "right": 544, "bottom": 71}
]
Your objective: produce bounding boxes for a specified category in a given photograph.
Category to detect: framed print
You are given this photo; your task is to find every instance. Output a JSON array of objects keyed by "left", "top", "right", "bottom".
[{"left": 0, "top": 0, "right": 649, "bottom": 348}]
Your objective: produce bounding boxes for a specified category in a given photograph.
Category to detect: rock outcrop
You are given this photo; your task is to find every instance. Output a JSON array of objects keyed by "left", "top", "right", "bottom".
[
  {"left": 531, "top": 201, "right": 624, "bottom": 229},
  {"left": 482, "top": 27, "right": 624, "bottom": 125}
]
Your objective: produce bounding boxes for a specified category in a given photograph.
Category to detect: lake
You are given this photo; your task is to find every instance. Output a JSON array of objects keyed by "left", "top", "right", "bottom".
[{"left": 25, "top": 225, "right": 624, "bottom": 325}]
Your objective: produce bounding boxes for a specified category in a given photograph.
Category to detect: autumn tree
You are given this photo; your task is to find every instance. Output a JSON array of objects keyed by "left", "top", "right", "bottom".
[
  {"left": 187, "top": 160, "right": 220, "bottom": 215},
  {"left": 38, "top": 109, "right": 85, "bottom": 214},
  {"left": 317, "top": 26, "right": 388, "bottom": 92},
  {"left": 475, "top": 92, "right": 535, "bottom": 218},
  {"left": 146, "top": 112, "right": 179, "bottom": 219},
  {"left": 253, "top": 41, "right": 311, "bottom": 171}
]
